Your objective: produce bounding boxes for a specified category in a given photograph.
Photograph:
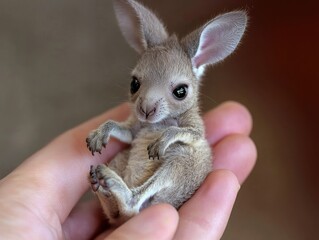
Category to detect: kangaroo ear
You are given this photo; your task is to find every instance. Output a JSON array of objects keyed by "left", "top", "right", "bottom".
[
  {"left": 182, "top": 11, "right": 248, "bottom": 76},
  {"left": 112, "top": 0, "right": 169, "bottom": 54}
]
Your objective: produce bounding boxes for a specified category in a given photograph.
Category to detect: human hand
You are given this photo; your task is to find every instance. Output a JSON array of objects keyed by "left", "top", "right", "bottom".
[{"left": 0, "top": 101, "right": 256, "bottom": 240}]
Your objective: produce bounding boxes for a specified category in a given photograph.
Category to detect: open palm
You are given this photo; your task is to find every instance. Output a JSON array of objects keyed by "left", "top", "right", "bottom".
[{"left": 0, "top": 101, "right": 256, "bottom": 240}]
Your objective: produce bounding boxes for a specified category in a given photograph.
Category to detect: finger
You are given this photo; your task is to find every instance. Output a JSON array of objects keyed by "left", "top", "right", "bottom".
[
  {"left": 103, "top": 204, "right": 178, "bottom": 240},
  {"left": 213, "top": 134, "right": 257, "bottom": 184},
  {"left": 5, "top": 103, "right": 130, "bottom": 223},
  {"left": 204, "top": 101, "right": 252, "bottom": 145},
  {"left": 62, "top": 200, "right": 105, "bottom": 240},
  {"left": 174, "top": 170, "right": 240, "bottom": 240}
]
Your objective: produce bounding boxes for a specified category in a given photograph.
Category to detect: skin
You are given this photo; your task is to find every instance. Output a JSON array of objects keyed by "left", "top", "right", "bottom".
[{"left": 0, "top": 101, "right": 256, "bottom": 240}]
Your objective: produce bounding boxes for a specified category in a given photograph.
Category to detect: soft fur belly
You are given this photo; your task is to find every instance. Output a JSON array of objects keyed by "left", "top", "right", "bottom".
[{"left": 123, "top": 128, "right": 162, "bottom": 188}]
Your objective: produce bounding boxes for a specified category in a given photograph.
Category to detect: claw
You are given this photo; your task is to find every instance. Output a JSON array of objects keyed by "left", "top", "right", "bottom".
[
  {"left": 89, "top": 165, "right": 99, "bottom": 192},
  {"left": 99, "top": 178, "right": 106, "bottom": 187},
  {"left": 91, "top": 183, "right": 99, "bottom": 192},
  {"left": 90, "top": 177, "right": 98, "bottom": 184},
  {"left": 102, "top": 143, "right": 106, "bottom": 148}
]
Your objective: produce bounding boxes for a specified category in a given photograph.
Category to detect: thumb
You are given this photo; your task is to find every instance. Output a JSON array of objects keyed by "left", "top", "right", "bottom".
[{"left": 106, "top": 204, "right": 179, "bottom": 240}]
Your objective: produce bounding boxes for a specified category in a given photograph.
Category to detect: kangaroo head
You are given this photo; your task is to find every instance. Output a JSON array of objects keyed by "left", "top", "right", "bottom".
[{"left": 113, "top": 0, "right": 247, "bottom": 123}]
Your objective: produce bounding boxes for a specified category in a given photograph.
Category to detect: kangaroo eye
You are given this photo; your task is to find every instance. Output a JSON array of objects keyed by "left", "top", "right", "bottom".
[
  {"left": 173, "top": 84, "right": 188, "bottom": 100},
  {"left": 130, "top": 76, "right": 140, "bottom": 94}
]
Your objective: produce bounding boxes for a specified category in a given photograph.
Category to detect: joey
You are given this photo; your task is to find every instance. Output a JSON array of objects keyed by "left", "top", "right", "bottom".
[{"left": 86, "top": 0, "right": 247, "bottom": 225}]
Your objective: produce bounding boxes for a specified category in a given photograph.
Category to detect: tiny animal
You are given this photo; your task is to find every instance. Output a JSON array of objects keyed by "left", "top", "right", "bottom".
[{"left": 86, "top": 0, "right": 247, "bottom": 225}]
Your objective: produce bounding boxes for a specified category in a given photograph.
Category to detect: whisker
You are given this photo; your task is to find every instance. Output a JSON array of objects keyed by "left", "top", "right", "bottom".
[{"left": 199, "top": 92, "right": 218, "bottom": 105}]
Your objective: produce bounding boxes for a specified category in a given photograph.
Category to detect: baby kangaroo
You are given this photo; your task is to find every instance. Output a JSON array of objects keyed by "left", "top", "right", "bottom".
[{"left": 86, "top": 0, "right": 247, "bottom": 225}]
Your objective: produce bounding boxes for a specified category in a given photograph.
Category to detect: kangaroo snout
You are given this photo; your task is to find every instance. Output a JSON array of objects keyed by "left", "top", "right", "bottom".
[
  {"left": 136, "top": 96, "right": 163, "bottom": 122},
  {"left": 139, "top": 103, "right": 156, "bottom": 119}
]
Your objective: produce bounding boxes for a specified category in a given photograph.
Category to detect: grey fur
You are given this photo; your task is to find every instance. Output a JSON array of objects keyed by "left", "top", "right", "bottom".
[{"left": 86, "top": 0, "right": 247, "bottom": 225}]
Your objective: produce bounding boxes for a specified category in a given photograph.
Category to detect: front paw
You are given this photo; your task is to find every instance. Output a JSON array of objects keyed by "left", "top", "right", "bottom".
[
  {"left": 86, "top": 128, "right": 110, "bottom": 155},
  {"left": 86, "top": 121, "right": 117, "bottom": 155},
  {"left": 147, "top": 139, "right": 167, "bottom": 160}
]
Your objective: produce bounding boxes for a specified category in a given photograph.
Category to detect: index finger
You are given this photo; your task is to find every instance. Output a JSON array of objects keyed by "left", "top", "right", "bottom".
[{"left": 174, "top": 170, "right": 240, "bottom": 240}]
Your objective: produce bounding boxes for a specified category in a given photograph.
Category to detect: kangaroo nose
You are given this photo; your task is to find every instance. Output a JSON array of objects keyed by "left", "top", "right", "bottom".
[{"left": 140, "top": 105, "right": 156, "bottom": 119}]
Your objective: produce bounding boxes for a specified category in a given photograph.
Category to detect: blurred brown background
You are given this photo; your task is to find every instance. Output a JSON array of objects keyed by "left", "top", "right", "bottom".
[{"left": 0, "top": 0, "right": 318, "bottom": 239}]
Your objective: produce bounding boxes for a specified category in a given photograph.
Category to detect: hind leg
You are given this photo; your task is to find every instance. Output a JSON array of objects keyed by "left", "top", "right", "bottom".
[
  {"left": 89, "top": 150, "right": 133, "bottom": 224},
  {"left": 89, "top": 164, "right": 138, "bottom": 225},
  {"left": 131, "top": 148, "right": 212, "bottom": 211},
  {"left": 88, "top": 162, "right": 173, "bottom": 224},
  {"left": 90, "top": 150, "right": 211, "bottom": 224}
]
